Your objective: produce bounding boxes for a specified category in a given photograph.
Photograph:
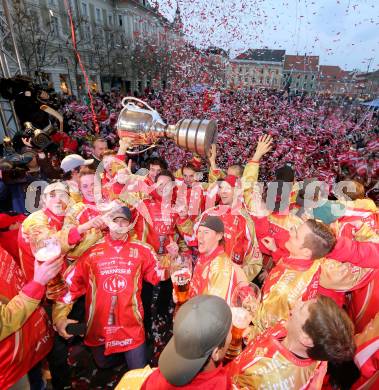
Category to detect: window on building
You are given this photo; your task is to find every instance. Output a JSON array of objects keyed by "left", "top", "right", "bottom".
[
  {"left": 304, "top": 75, "right": 308, "bottom": 80},
  {"left": 48, "top": 0, "right": 55, "bottom": 6},
  {"left": 266, "top": 77, "right": 270, "bottom": 84},
  {"left": 108, "top": 14, "right": 113, "bottom": 25},
  {"left": 82, "top": 2, "right": 88, "bottom": 16},
  {"left": 57, "top": 55, "right": 65, "bottom": 64},
  {"left": 109, "top": 32, "right": 115, "bottom": 48},
  {"left": 83, "top": 22, "right": 90, "bottom": 40},
  {"left": 276, "top": 69, "right": 279, "bottom": 75},
  {"left": 239, "top": 67, "right": 242, "bottom": 73},
  {"left": 133, "top": 18, "right": 139, "bottom": 33},
  {"left": 50, "top": 15, "right": 58, "bottom": 37},
  {"left": 312, "top": 74, "right": 315, "bottom": 80},
  {"left": 29, "top": 10, "right": 39, "bottom": 24},
  {"left": 260, "top": 77, "right": 263, "bottom": 83},
  {"left": 96, "top": 8, "right": 101, "bottom": 23},
  {"left": 261, "top": 68, "right": 264, "bottom": 74},
  {"left": 119, "top": 15, "right": 123, "bottom": 26},
  {"left": 304, "top": 83, "right": 307, "bottom": 89},
  {"left": 252, "top": 77, "right": 256, "bottom": 83},
  {"left": 245, "top": 77, "right": 248, "bottom": 82}
]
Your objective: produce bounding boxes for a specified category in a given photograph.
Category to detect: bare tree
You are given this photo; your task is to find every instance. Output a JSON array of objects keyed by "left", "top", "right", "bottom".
[
  {"left": 61, "top": 5, "right": 90, "bottom": 96},
  {"left": 92, "top": 26, "right": 119, "bottom": 91},
  {"left": 10, "top": 1, "right": 58, "bottom": 78}
]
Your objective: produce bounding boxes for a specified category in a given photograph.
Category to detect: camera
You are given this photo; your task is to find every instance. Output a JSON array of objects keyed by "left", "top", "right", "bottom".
[
  {"left": 22, "top": 121, "right": 55, "bottom": 150},
  {"left": 0, "top": 76, "right": 62, "bottom": 185}
]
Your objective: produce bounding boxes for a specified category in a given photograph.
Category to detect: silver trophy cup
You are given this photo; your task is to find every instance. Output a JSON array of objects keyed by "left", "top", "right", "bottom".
[{"left": 116, "top": 97, "right": 217, "bottom": 156}]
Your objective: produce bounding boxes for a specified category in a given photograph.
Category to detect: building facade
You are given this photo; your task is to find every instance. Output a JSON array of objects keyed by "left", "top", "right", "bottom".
[
  {"left": 352, "top": 70, "right": 379, "bottom": 99},
  {"left": 283, "top": 54, "right": 319, "bottom": 93},
  {"left": 0, "top": 0, "right": 182, "bottom": 95},
  {"left": 227, "top": 49, "right": 285, "bottom": 89},
  {"left": 318, "top": 65, "right": 355, "bottom": 96}
]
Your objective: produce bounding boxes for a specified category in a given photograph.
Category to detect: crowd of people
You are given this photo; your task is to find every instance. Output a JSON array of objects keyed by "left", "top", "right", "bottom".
[
  {"left": 56, "top": 88, "right": 379, "bottom": 185},
  {"left": 0, "top": 85, "right": 378, "bottom": 390}
]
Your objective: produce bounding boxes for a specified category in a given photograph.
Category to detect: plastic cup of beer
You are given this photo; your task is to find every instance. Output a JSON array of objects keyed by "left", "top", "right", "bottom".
[
  {"left": 33, "top": 238, "right": 62, "bottom": 263},
  {"left": 170, "top": 255, "right": 192, "bottom": 306},
  {"left": 224, "top": 281, "right": 261, "bottom": 362},
  {"left": 31, "top": 237, "right": 67, "bottom": 301}
]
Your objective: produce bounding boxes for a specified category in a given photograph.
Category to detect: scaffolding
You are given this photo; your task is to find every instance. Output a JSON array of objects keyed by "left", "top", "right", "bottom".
[{"left": 0, "top": 0, "right": 22, "bottom": 139}]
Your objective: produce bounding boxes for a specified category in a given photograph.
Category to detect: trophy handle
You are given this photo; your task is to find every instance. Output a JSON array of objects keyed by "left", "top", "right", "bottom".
[
  {"left": 121, "top": 96, "right": 156, "bottom": 113},
  {"left": 126, "top": 144, "right": 158, "bottom": 155}
]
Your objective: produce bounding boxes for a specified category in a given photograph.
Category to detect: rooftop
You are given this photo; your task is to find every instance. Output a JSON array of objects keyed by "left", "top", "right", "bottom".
[
  {"left": 234, "top": 49, "right": 286, "bottom": 63},
  {"left": 284, "top": 55, "right": 319, "bottom": 72},
  {"left": 319, "top": 65, "right": 349, "bottom": 80}
]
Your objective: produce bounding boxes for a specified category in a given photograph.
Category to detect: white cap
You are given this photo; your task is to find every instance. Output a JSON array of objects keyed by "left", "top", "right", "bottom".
[
  {"left": 43, "top": 182, "right": 69, "bottom": 195},
  {"left": 60, "top": 154, "right": 94, "bottom": 173}
]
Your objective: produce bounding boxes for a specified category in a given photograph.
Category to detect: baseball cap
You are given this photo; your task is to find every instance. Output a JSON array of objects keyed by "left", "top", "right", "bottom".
[
  {"left": 60, "top": 154, "right": 94, "bottom": 173},
  {"left": 110, "top": 206, "right": 132, "bottom": 221},
  {"left": 43, "top": 181, "right": 69, "bottom": 195},
  {"left": 159, "top": 295, "right": 232, "bottom": 386},
  {"left": 199, "top": 215, "right": 224, "bottom": 233}
]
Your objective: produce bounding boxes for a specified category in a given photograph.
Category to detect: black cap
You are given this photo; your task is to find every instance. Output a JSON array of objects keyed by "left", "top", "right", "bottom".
[
  {"left": 112, "top": 206, "right": 132, "bottom": 221},
  {"left": 199, "top": 216, "right": 224, "bottom": 233}
]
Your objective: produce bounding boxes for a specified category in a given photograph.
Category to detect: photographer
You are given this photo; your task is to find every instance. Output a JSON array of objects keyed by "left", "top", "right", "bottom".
[
  {"left": 0, "top": 76, "right": 65, "bottom": 213},
  {"left": 0, "top": 141, "right": 63, "bottom": 214}
]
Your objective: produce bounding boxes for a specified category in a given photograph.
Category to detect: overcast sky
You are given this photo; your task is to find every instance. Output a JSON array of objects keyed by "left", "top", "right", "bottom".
[{"left": 152, "top": 0, "right": 379, "bottom": 71}]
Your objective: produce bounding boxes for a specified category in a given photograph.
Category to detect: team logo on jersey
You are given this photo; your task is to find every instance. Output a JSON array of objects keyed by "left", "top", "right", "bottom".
[
  {"left": 114, "top": 246, "right": 123, "bottom": 254},
  {"left": 103, "top": 274, "right": 127, "bottom": 293}
]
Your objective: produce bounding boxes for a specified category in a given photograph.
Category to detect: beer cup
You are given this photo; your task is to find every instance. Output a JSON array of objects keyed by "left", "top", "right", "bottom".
[
  {"left": 31, "top": 237, "right": 67, "bottom": 300},
  {"left": 170, "top": 255, "right": 192, "bottom": 307},
  {"left": 224, "top": 282, "right": 261, "bottom": 362}
]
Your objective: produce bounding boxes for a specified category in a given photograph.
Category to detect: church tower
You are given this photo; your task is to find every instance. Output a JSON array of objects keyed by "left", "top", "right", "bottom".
[{"left": 172, "top": 1, "right": 183, "bottom": 32}]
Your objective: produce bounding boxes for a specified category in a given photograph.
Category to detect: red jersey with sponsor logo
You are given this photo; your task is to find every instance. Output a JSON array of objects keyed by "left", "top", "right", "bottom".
[
  {"left": 334, "top": 199, "right": 378, "bottom": 233},
  {"left": 19, "top": 209, "right": 66, "bottom": 281},
  {"left": 189, "top": 246, "right": 241, "bottom": 305},
  {"left": 134, "top": 196, "right": 192, "bottom": 257},
  {"left": 254, "top": 257, "right": 321, "bottom": 333},
  {"left": 175, "top": 181, "right": 207, "bottom": 221},
  {"left": 75, "top": 200, "right": 101, "bottom": 224},
  {"left": 58, "top": 234, "right": 164, "bottom": 355},
  {"left": 135, "top": 198, "right": 178, "bottom": 254},
  {"left": 184, "top": 205, "right": 262, "bottom": 280},
  {"left": 0, "top": 247, "right": 53, "bottom": 388},
  {"left": 227, "top": 323, "right": 327, "bottom": 389},
  {"left": 19, "top": 209, "right": 82, "bottom": 282}
]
